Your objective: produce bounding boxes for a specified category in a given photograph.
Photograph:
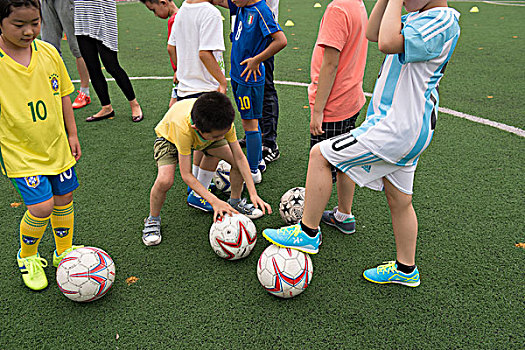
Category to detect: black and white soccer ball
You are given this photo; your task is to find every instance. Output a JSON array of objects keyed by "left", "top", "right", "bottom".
[
  {"left": 279, "top": 187, "right": 306, "bottom": 225},
  {"left": 212, "top": 160, "right": 232, "bottom": 194}
]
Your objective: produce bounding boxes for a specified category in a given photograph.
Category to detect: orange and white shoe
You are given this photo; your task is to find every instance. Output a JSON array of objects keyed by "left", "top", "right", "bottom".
[{"left": 72, "top": 91, "right": 91, "bottom": 109}]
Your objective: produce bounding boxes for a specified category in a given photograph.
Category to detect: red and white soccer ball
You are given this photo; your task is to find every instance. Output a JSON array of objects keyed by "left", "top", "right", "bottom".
[
  {"left": 209, "top": 213, "right": 257, "bottom": 260},
  {"left": 257, "top": 244, "right": 313, "bottom": 298},
  {"left": 56, "top": 247, "right": 116, "bottom": 302},
  {"left": 279, "top": 187, "right": 306, "bottom": 225}
]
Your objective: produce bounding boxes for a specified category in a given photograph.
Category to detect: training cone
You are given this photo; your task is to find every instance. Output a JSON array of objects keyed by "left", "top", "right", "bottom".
[
  {"left": 469, "top": 6, "right": 479, "bottom": 13},
  {"left": 284, "top": 20, "right": 295, "bottom": 27},
  {"left": 314, "top": 2, "right": 322, "bottom": 7}
]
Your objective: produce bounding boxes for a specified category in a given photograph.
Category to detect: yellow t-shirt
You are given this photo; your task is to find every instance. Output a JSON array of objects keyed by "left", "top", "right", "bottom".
[
  {"left": 0, "top": 40, "right": 76, "bottom": 178},
  {"left": 154, "top": 98, "right": 237, "bottom": 155}
]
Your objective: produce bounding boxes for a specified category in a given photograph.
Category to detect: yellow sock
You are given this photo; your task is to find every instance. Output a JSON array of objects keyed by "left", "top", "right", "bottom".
[
  {"left": 20, "top": 211, "right": 49, "bottom": 258},
  {"left": 51, "top": 202, "right": 75, "bottom": 255}
]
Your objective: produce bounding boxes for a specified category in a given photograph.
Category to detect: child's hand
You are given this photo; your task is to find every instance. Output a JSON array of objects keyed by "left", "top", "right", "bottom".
[
  {"left": 310, "top": 111, "right": 325, "bottom": 136},
  {"left": 249, "top": 194, "right": 272, "bottom": 216},
  {"left": 240, "top": 57, "right": 262, "bottom": 82},
  {"left": 68, "top": 135, "right": 81, "bottom": 161},
  {"left": 213, "top": 200, "right": 239, "bottom": 222},
  {"left": 217, "top": 82, "right": 227, "bottom": 94}
]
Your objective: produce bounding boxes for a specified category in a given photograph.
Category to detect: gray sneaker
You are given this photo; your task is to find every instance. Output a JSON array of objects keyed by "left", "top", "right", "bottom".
[
  {"left": 142, "top": 217, "right": 162, "bottom": 246},
  {"left": 321, "top": 207, "right": 355, "bottom": 234},
  {"left": 228, "top": 198, "right": 263, "bottom": 219}
]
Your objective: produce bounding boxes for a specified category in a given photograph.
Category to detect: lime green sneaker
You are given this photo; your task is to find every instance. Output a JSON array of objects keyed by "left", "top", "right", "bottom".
[
  {"left": 53, "top": 245, "right": 84, "bottom": 267},
  {"left": 17, "top": 250, "right": 48, "bottom": 291}
]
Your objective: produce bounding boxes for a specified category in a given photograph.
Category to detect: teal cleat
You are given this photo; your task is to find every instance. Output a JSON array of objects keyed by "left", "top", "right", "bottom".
[
  {"left": 262, "top": 224, "right": 321, "bottom": 254},
  {"left": 363, "top": 261, "right": 420, "bottom": 287}
]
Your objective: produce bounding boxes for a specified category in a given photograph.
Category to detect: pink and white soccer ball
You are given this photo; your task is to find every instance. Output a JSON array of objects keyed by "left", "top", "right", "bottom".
[
  {"left": 56, "top": 247, "right": 116, "bottom": 302},
  {"left": 209, "top": 213, "right": 257, "bottom": 260},
  {"left": 279, "top": 187, "right": 306, "bottom": 225},
  {"left": 257, "top": 244, "right": 313, "bottom": 298}
]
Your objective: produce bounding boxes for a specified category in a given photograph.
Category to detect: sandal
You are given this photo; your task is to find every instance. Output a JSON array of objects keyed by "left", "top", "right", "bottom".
[{"left": 132, "top": 114, "right": 144, "bottom": 123}]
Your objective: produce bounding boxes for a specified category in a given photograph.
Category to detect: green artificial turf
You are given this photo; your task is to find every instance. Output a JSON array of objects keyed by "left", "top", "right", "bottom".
[{"left": 0, "top": 1, "right": 523, "bottom": 349}]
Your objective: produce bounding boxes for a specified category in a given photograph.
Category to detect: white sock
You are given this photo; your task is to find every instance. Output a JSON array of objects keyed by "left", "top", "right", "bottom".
[
  {"left": 192, "top": 164, "right": 200, "bottom": 178},
  {"left": 80, "top": 86, "right": 90, "bottom": 96},
  {"left": 193, "top": 169, "right": 215, "bottom": 198},
  {"left": 335, "top": 209, "right": 353, "bottom": 222}
]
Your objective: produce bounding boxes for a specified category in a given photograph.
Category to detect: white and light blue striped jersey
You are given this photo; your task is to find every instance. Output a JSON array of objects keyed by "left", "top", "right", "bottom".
[{"left": 352, "top": 7, "right": 460, "bottom": 166}]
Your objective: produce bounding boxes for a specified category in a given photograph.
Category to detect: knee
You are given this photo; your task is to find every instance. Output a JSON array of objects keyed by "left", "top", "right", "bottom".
[
  {"left": 28, "top": 201, "right": 54, "bottom": 218},
  {"left": 309, "top": 145, "right": 328, "bottom": 166},
  {"left": 154, "top": 175, "right": 174, "bottom": 192},
  {"left": 54, "top": 192, "right": 73, "bottom": 206},
  {"left": 385, "top": 190, "right": 412, "bottom": 212}
]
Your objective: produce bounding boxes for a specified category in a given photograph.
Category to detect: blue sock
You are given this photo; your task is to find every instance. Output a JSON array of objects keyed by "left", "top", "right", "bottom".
[{"left": 245, "top": 130, "right": 262, "bottom": 172}]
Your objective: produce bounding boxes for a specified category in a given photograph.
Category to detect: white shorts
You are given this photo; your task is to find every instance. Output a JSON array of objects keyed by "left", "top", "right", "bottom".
[{"left": 319, "top": 133, "right": 417, "bottom": 195}]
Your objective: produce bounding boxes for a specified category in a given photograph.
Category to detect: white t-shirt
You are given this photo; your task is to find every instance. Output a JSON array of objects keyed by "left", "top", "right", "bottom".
[
  {"left": 266, "top": 0, "right": 279, "bottom": 22},
  {"left": 168, "top": 2, "right": 225, "bottom": 97}
]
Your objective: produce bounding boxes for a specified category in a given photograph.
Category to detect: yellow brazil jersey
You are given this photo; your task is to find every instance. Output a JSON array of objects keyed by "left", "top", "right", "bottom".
[
  {"left": 0, "top": 39, "right": 75, "bottom": 178},
  {"left": 155, "top": 98, "right": 237, "bottom": 156}
]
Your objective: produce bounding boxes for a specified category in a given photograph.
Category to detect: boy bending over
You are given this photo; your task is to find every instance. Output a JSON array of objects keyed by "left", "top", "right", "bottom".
[
  {"left": 263, "top": 0, "right": 460, "bottom": 287},
  {"left": 142, "top": 92, "right": 272, "bottom": 246}
]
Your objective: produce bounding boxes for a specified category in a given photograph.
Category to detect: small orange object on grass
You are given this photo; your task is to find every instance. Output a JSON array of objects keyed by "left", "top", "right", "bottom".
[{"left": 126, "top": 276, "right": 139, "bottom": 285}]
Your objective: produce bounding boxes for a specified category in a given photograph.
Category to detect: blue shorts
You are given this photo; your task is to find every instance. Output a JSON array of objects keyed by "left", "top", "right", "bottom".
[
  {"left": 231, "top": 81, "right": 264, "bottom": 120},
  {"left": 11, "top": 167, "right": 79, "bottom": 205}
]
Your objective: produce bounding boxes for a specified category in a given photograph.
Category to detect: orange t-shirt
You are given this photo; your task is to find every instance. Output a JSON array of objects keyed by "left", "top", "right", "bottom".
[{"left": 308, "top": 0, "right": 368, "bottom": 122}]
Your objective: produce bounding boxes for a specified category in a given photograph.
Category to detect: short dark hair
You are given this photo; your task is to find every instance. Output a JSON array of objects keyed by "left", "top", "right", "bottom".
[
  {"left": 191, "top": 92, "right": 235, "bottom": 133},
  {"left": 0, "top": 0, "right": 41, "bottom": 23},
  {"left": 139, "top": 0, "right": 171, "bottom": 4}
]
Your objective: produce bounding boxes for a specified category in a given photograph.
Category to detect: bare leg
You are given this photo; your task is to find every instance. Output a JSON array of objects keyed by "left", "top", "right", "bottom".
[
  {"left": 336, "top": 171, "right": 355, "bottom": 214},
  {"left": 199, "top": 154, "right": 220, "bottom": 172},
  {"left": 302, "top": 145, "right": 334, "bottom": 229},
  {"left": 149, "top": 165, "right": 176, "bottom": 217},
  {"left": 93, "top": 104, "right": 114, "bottom": 118},
  {"left": 129, "top": 98, "right": 142, "bottom": 117},
  {"left": 383, "top": 178, "right": 418, "bottom": 266},
  {"left": 193, "top": 150, "right": 204, "bottom": 168},
  {"left": 75, "top": 57, "right": 90, "bottom": 89}
]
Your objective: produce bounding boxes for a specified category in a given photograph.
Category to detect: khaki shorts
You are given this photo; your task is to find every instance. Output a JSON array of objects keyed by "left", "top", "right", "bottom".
[{"left": 153, "top": 137, "right": 228, "bottom": 167}]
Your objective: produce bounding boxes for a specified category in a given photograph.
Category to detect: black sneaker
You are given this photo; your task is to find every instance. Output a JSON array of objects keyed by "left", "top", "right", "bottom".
[
  {"left": 238, "top": 137, "right": 246, "bottom": 148},
  {"left": 262, "top": 145, "right": 280, "bottom": 163}
]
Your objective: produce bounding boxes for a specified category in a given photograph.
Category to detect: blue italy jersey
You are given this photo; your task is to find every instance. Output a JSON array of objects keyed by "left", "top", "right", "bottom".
[
  {"left": 228, "top": 0, "right": 281, "bottom": 86},
  {"left": 352, "top": 7, "right": 460, "bottom": 166}
]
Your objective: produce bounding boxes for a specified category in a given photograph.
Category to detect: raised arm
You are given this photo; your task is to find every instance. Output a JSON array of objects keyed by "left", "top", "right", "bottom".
[
  {"left": 377, "top": 0, "right": 404, "bottom": 54},
  {"left": 366, "top": 0, "right": 389, "bottom": 42}
]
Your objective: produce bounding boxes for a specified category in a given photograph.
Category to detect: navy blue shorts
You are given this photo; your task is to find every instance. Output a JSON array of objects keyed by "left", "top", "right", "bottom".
[
  {"left": 231, "top": 81, "right": 264, "bottom": 120},
  {"left": 11, "top": 166, "right": 79, "bottom": 205}
]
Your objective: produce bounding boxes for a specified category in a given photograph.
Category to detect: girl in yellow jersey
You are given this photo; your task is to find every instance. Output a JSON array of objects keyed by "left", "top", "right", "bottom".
[{"left": 0, "top": 0, "right": 83, "bottom": 291}]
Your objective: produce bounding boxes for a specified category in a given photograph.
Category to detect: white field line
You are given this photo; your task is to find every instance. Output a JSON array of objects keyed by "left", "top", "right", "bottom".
[
  {"left": 482, "top": 1, "right": 525, "bottom": 6},
  {"left": 72, "top": 76, "right": 525, "bottom": 137}
]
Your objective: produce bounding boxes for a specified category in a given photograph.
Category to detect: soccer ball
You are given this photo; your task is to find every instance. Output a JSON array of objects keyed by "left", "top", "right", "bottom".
[
  {"left": 213, "top": 160, "right": 232, "bottom": 194},
  {"left": 279, "top": 187, "right": 306, "bottom": 225},
  {"left": 209, "top": 213, "right": 257, "bottom": 260},
  {"left": 257, "top": 244, "right": 313, "bottom": 298},
  {"left": 56, "top": 247, "right": 116, "bottom": 302}
]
